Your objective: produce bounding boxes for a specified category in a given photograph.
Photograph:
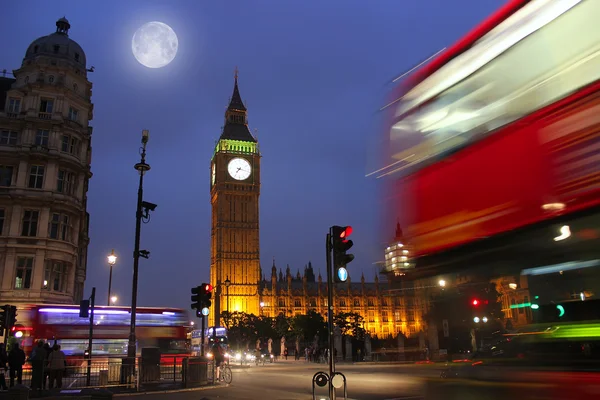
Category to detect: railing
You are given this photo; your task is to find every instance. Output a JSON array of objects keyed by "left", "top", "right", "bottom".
[
  {"left": 8, "top": 356, "right": 215, "bottom": 391},
  {"left": 38, "top": 112, "right": 52, "bottom": 120}
]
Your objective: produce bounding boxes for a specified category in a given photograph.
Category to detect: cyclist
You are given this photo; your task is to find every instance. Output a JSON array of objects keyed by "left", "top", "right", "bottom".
[{"left": 212, "top": 343, "right": 225, "bottom": 381}]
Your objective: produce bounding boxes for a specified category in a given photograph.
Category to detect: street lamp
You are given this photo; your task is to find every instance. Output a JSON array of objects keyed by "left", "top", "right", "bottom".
[
  {"left": 107, "top": 249, "right": 117, "bottom": 306},
  {"left": 438, "top": 279, "right": 446, "bottom": 288},
  {"left": 224, "top": 278, "right": 231, "bottom": 327},
  {"left": 111, "top": 296, "right": 118, "bottom": 305},
  {"left": 127, "top": 129, "right": 156, "bottom": 361}
]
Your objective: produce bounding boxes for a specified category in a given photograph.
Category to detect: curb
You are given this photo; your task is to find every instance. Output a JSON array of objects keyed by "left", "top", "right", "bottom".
[{"left": 113, "top": 384, "right": 228, "bottom": 397}]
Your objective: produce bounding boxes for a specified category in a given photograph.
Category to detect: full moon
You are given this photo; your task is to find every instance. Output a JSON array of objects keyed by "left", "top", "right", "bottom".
[{"left": 132, "top": 21, "right": 178, "bottom": 69}]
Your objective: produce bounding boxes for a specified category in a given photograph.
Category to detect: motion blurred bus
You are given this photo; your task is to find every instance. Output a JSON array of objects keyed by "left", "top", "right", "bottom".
[
  {"left": 12, "top": 304, "right": 191, "bottom": 364},
  {"left": 375, "top": 0, "right": 600, "bottom": 388}
]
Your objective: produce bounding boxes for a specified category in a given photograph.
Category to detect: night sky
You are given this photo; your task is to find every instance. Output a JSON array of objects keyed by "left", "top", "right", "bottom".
[{"left": 1, "top": 0, "right": 502, "bottom": 314}]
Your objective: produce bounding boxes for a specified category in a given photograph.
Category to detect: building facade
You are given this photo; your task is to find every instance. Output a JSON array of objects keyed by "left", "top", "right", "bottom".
[
  {"left": 257, "top": 262, "right": 424, "bottom": 338},
  {"left": 0, "top": 18, "right": 93, "bottom": 305},
  {"left": 209, "top": 73, "right": 261, "bottom": 326}
]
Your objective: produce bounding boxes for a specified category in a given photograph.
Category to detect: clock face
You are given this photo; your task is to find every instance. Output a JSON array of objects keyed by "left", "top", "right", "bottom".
[
  {"left": 227, "top": 158, "right": 251, "bottom": 180},
  {"left": 211, "top": 163, "right": 216, "bottom": 186}
]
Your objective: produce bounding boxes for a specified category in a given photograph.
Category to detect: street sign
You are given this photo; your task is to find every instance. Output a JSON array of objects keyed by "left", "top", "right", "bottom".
[
  {"left": 442, "top": 319, "right": 449, "bottom": 338},
  {"left": 201, "top": 307, "right": 209, "bottom": 316}
]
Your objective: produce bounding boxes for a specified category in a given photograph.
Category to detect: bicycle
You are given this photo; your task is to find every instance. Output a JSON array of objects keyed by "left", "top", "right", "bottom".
[{"left": 217, "top": 363, "right": 233, "bottom": 384}]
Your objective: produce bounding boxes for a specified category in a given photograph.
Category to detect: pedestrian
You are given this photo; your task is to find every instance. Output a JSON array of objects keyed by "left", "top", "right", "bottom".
[
  {"left": 30, "top": 340, "right": 46, "bottom": 390},
  {"left": 48, "top": 344, "right": 66, "bottom": 389},
  {"left": 0, "top": 343, "right": 8, "bottom": 390},
  {"left": 43, "top": 343, "right": 53, "bottom": 390},
  {"left": 7, "top": 343, "right": 25, "bottom": 387},
  {"left": 211, "top": 343, "right": 224, "bottom": 381}
]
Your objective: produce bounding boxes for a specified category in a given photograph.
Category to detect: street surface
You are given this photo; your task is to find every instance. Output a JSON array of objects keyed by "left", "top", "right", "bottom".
[{"left": 115, "top": 360, "right": 439, "bottom": 400}]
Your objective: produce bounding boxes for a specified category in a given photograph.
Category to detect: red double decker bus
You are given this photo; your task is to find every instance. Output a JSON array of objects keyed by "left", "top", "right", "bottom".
[
  {"left": 13, "top": 304, "right": 191, "bottom": 364},
  {"left": 379, "top": 0, "right": 600, "bottom": 271},
  {"left": 378, "top": 1, "right": 600, "bottom": 396}
]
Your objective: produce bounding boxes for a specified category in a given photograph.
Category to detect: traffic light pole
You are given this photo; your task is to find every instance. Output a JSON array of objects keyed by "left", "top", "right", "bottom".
[
  {"left": 326, "top": 230, "right": 335, "bottom": 400},
  {"left": 200, "top": 315, "right": 205, "bottom": 357},
  {"left": 86, "top": 287, "right": 96, "bottom": 387}
]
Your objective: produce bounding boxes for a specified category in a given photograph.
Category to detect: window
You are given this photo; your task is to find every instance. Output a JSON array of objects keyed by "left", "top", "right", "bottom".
[
  {"left": 49, "top": 213, "right": 70, "bottom": 241},
  {"left": 61, "top": 135, "right": 80, "bottom": 155},
  {"left": 294, "top": 299, "right": 301, "bottom": 307},
  {"left": 39, "top": 98, "right": 54, "bottom": 113},
  {"left": 309, "top": 298, "right": 317, "bottom": 307},
  {"left": 44, "top": 261, "right": 68, "bottom": 292},
  {"left": 278, "top": 299, "right": 286, "bottom": 307},
  {"left": 74, "top": 52, "right": 80, "bottom": 62},
  {"left": 53, "top": 45, "right": 59, "bottom": 54},
  {"left": 0, "top": 165, "right": 14, "bottom": 186},
  {"left": 15, "top": 257, "right": 34, "bottom": 289},
  {"left": 34, "top": 45, "right": 39, "bottom": 53},
  {"left": 0, "top": 130, "right": 18, "bottom": 145},
  {"left": 368, "top": 299, "right": 375, "bottom": 307},
  {"left": 35, "top": 130, "right": 49, "bottom": 146},
  {"left": 21, "top": 210, "right": 39, "bottom": 237},
  {"left": 340, "top": 299, "right": 346, "bottom": 307},
  {"left": 73, "top": 83, "right": 78, "bottom": 92},
  {"left": 394, "top": 311, "right": 402, "bottom": 322},
  {"left": 382, "top": 298, "right": 388, "bottom": 306},
  {"left": 68, "top": 107, "right": 78, "bottom": 122},
  {"left": 354, "top": 299, "right": 360, "bottom": 307},
  {"left": 57, "top": 170, "right": 75, "bottom": 195},
  {"left": 48, "top": 75, "right": 55, "bottom": 83},
  {"left": 28, "top": 165, "right": 45, "bottom": 189},
  {"left": 0, "top": 208, "right": 4, "bottom": 235},
  {"left": 8, "top": 98, "right": 20, "bottom": 113},
  {"left": 383, "top": 313, "right": 389, "bottom": 322}
]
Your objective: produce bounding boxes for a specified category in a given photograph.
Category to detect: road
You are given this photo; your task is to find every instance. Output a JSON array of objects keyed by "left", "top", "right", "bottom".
[{"left": 115, "top": 360, "right": 439, "bottom": 400}]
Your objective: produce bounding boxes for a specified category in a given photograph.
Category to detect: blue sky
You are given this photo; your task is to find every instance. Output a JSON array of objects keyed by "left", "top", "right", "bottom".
[{"left": 1, "top": 0, "right": 503, "bottom": 312}]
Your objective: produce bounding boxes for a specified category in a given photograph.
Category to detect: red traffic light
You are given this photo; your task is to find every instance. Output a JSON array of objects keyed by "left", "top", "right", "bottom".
[
  {"left": 340, "top": 226, "right": 352, "bottom": 238},
  {"left": 204, "top": 284, "right": 213, "bottom": 293},
  {"left": 472, "top": 299, "right": 479, "bottom": 306}
]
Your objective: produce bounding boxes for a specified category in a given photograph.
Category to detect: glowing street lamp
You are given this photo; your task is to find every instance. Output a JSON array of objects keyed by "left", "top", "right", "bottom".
[
  {"left": 110, "top": 296, "right": 118, "bottom": 305},
  {"left": 107, "top": 249, "right": 117, "bottom": 306},
  {"left": 438, "top": 279, "right": 446, "bottom": 287}
]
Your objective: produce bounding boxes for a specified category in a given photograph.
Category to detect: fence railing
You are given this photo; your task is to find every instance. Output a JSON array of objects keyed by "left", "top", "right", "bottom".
[{"left": 7, "top": 356, "right": 215, "bottom": 391}]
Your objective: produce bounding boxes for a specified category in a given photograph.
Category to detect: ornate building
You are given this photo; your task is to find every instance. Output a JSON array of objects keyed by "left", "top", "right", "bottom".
[
  {"left": 209, "top": 72, "right": 261, "bottom": 326},
  {"left": 257, "top": 261, "right": 420, "bottom": 338},
  {"left": 0, "top": 18, "right": 93, "bottom": 305}
]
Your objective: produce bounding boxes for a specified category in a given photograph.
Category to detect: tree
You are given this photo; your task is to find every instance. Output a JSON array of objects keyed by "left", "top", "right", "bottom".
[
  {"left": 290, "top": 310, "right": 327, "bottom": 344},
  {"left": 273, "top": 312, "right": 291, "bottom": 339},
  {"left": 334, "top": 312, "right": 366, "bottom": 339},
  {"left": 226, "top": 311, "right": 256, "bottom": 349}
]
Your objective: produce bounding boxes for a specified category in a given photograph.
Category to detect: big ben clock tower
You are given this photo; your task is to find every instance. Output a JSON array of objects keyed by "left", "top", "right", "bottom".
[{"left": 210, "top": 71, "right": 261, "bottom": 327}]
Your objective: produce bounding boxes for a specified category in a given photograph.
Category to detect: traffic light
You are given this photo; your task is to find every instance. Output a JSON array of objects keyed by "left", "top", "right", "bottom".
[
  {"left": 7, "top": 306, "right": 17, "bottom": 329},
  {"left": 0, "top": 305, "right": 8, "bottom": 331},
  {"left": 471, "top": 299, "right": 480, "bottom": 306},
  {"left": 191, "top": 286, "right": 202, "bottom": 311},
  {"left": 200, "top": 283, "right": 213, "bottom": 309},
  {"left": 331, "top": 225, "right": 354, "bottom": 282},
  {"left": 79, "top": 300, "right": 90, "bottom": 318}
]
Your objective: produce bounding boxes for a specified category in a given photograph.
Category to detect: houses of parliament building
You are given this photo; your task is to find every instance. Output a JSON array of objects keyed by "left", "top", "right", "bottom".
[{"left": 207, "top": 73, "right": 429, "bottom": 339}]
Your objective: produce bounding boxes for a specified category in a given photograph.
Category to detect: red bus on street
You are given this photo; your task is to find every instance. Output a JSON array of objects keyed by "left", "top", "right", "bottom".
[
  {"left": 379, "top": 0, "right": 600, "bottom": 270},
  {"left": 12, "top": 304, "right": 191, "bottom": 364}
]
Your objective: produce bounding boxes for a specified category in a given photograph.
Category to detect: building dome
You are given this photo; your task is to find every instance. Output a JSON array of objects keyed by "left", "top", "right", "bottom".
[{"left": 23, "top": 17, "right": 86, "bottom": 68}]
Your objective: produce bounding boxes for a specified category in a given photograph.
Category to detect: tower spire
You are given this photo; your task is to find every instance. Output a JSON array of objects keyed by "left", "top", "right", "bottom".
[{"left": 228, "top": 67, "right": 246, "bottom": 112}]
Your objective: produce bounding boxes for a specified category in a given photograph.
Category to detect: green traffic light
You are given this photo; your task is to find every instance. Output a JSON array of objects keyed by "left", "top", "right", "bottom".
[{"left": 556, "top": 305, "right": 565, "bottom": 317}]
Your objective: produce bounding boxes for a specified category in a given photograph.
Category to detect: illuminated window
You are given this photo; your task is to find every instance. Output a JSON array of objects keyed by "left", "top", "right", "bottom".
[{"left": 15, "top": 257, "right": 34, "bottom": 289}]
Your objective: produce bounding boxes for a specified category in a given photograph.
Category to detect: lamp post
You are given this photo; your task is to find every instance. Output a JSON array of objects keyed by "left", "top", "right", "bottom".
[
  {"left": 107, "top": 249, "right": 117, "bottom": 306},
  {"left": 127, "top": 129, "right": 153, "bottom": 361},
  {"left": 224, "top": 277, "right": 231, "bottom": 327}
]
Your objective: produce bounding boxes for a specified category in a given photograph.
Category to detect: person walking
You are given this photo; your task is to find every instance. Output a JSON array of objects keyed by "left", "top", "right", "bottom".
[
  {"left": 30, "top": 341, "right": 46, "bottom": 390},
  {"left": 0, "top": 344, "right": 8, "bottom": 390},
  {"left": 47, "top": 344, "right": 66, "bottom": 389},
  {"left": 7, "top": 343, "right": 25, "bottom": 387},
  {"left": 43, "top": 343, "right": 53, "bottom": 390}
]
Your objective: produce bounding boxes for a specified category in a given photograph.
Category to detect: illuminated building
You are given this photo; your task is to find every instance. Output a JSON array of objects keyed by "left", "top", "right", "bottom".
[
  {"left": 259, "top": 261, "right": 417, "bottom": 338},
  {"left": 209, "top": 71, "right": 261, "bottom": 326},
  {"left": 0, "top": 18, "right": 93, "bottom": 305}
]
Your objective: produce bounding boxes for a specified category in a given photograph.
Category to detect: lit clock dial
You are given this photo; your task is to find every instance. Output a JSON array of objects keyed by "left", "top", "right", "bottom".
[{"left": 227, "top": 158, "right": 251, "bottom": 180}]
